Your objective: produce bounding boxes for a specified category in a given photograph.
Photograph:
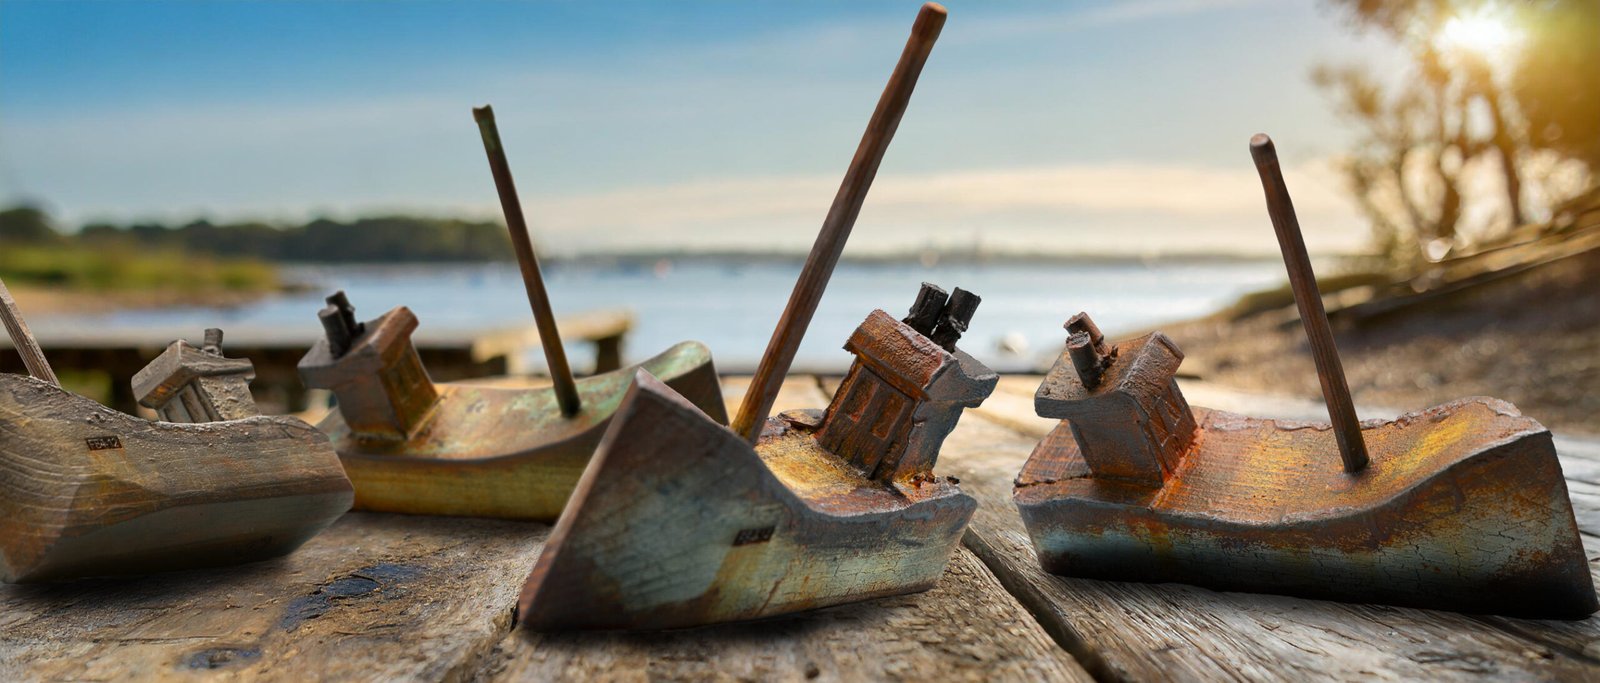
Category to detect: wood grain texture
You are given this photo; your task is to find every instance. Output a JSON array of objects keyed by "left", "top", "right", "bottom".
[
  {"left": 948, "top": 376, "right": 1600, "bottom": 682},
  {"left": 0, "top": 512, "right": 548, "bottom": 682},
  {"left": 0, "top": 374, "right": 352, "bottom": 583},
  {"left": 495, "top": 548, "right": 1090, "bottom": 682},
  {"left": 2, "top": 374, "right": 1594, "bottom": 682}
]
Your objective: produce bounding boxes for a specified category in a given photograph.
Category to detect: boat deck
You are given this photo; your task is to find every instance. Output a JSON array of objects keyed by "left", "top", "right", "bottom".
[{"left": 3, "top": 374, "right": 1597, "bottom": 682}]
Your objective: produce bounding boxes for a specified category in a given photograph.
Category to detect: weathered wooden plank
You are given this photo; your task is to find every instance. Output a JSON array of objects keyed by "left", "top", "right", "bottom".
[
  {"left": 491, "top": 375, "right": 1092, "bottom": 681},
  {"left": 943, "top": 382, "right": 1600, "bottom": 681},
  {"left": 8, "top": 372, "right": 1592, "bottom": 682},
  {"left": 0, "top": 513, "right": 547, "bottom": 682},
  {"left": 494, "top": 549, "right": 1090, "bottom": 682},
  {"left": 1, "top": 374, "right": 1089, "bottom": 681}
]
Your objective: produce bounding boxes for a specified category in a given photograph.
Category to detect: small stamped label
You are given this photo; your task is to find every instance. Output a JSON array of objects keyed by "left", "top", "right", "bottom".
[
  {"left": 733, "top": 526, "right": 775, "bottom": 546},
  {"left": 85, "top": 436, "right": 123, "bottom": 451}
]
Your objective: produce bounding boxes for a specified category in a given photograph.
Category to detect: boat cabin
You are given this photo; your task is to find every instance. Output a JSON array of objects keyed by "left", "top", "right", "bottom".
[
  {"left": 817, "top": 284, "right": 997, "bottom": 483},
  {"left": 298, "top": 291, "right": 440, "bottom": 441},
  {"left": 1033, "top": 312, "right": 1197, "bottom": 487},
  {"left": 132, "top": 328, "right": 260, "bottom": 423}
]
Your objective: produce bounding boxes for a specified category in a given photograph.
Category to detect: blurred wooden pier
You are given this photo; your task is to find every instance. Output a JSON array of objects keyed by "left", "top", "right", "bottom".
[
  {"left": 0, "top": 309, "right": 632, "bottom": 413},
  {"left": 2, "top": 375, "right": 1596, "bottom": 681}
]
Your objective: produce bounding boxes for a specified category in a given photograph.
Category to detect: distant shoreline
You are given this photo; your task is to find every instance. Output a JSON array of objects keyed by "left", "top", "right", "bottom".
[
  {"left": 277, "top": 250, "right": 1307, "bottom": 268},
  {"left": 542, "top": 250, "right": 1290, "bottom": 266}
]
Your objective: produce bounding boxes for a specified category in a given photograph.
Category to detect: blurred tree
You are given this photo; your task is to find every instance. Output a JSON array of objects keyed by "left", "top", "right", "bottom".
[
  {"left": 0, "top": 205, "right": 61, "bottom": 243},
  {"left": 1318, "top": 0, "right": 1596, "bottom": 268},
  {"left": 3, "top": 204, "right": 513, "bottom": 263},
  {"left": 1514, "top": 1, "right": 1600, "bottom": 169}
]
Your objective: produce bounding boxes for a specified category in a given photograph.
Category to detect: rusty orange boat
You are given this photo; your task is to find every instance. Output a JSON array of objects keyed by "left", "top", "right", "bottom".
[{"left": 1013, "top": 135, "right": 1596, "bottom": 618}]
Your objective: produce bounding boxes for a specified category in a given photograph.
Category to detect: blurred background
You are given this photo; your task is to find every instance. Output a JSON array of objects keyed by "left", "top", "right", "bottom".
[{"left": 1, "top": 0, "right": 1595, "bottom": 432}]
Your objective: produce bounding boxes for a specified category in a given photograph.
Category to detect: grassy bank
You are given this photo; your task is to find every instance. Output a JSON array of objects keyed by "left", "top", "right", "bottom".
[{"left": 0, "top": 244, "right": 283, "bottom": 312}]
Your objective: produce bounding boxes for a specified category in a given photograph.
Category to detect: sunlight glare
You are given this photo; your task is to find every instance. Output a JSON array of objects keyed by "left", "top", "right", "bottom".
[{"left": 1437, "top": 10, "right": 1521, "bottom": 59}]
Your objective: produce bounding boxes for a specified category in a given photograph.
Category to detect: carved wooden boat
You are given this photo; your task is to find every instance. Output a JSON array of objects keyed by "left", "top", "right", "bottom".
[
  {"left": 1, "top": 327, "right": 351, "bottom": 583},
  {"left": 520, "top": 3, "right": 975, "bottom": 630},
  {"left": 1015, "top": 333, "right": 1595, "bottom": 617},
  {"left": 521, "top": 293, "right": 995, "bottom": 630},
  {"left": 298, "top": 297, "right": 724, "bottom": 520},
  {"left": 1012, "top": 135, "right": 1596, "bottom": 618},
  {"left": 296, "top": 103, "right": 730, "bottom": 521}
]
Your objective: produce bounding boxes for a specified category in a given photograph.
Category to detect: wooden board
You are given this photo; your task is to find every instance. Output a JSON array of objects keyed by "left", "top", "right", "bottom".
[
  {"left": 0, "top": 513, "right": 547, "bottom": 682},
  {"left": 496, "top": 549, "right": 1089, "bottom": 682},
  {"left": 2, "top": 374, "right": 1595, "bottom": 682},
  {"left": 0, "top": 375, "right": 1089, "bottom": 682}
]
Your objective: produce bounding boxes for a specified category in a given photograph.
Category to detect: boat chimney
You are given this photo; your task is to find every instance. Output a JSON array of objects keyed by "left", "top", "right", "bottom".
[
  {"left": 929, "top": 288, "right": 979, "bottom": 351},
  {"left": 1063, "top": 313, "right": 1112, "bottom": 388},
  {"left": 298, "top": 292, "right": 440, "bottom": 441},
  {"left": 901, "top": 282, "right": 948, "bottom": 336},
  {"left": 132, "top": 328, "right": 261, "bottom": 423}
]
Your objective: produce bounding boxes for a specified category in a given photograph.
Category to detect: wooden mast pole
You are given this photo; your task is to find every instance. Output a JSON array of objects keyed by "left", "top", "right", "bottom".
[
  {"left": 0, "top": 277, "right": 60, "bottom": 386},
  {"left": 1250, "top": 134, "right": 1370, "bottom": 473},
  {"left": 474, "top": 105, "right": 582, "bottom": 416},
  {"left": 731, "top": 2, "right": 948, "bottom": 444}
]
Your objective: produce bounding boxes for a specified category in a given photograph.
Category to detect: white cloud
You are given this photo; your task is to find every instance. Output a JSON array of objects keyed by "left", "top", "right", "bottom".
[{"left": 521, "top": 159, "right": 1366, "bottom": 255}]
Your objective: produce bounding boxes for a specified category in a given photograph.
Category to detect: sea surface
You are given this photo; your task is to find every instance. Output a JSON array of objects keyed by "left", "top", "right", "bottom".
[{"left": 43, "top": 259, "right": 1287, "bottom": 374}]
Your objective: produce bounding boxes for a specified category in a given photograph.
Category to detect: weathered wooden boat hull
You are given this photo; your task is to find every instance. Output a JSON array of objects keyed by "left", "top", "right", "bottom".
[
  {"left": 1014, "top": 397, "right": 1597, "bottom": 618},
  {"left": 320, "top": 341, "right": 726, "bottom": 520},
  {"left": 519, "top": 370, "right": 975, "bottom": 631},
  {"left": 0, "top": 374, "right": 353, "bottom": 583}
]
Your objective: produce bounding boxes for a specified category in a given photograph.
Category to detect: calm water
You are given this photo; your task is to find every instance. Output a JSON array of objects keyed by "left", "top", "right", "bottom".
[{"left": 45, "top": 259, "right": 1285, "bottom": 373}]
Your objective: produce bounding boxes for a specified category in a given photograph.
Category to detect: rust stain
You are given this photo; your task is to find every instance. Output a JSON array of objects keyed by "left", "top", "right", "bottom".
[{"left": 1016, "top": 313, "right": 1597, "bottom": 618}]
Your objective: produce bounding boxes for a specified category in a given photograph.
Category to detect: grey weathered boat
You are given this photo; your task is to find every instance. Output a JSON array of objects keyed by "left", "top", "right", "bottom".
[
  {"left": 0, "top": 312, "right": 351, "bottom": 583},
  {"left": 519, "top": 3, "right": 988, "bottom": 631}
]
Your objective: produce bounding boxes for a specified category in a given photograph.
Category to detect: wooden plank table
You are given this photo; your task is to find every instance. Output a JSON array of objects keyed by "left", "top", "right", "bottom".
[{"left": 3, "top": 375, "right": 1595, "bottom": 682}]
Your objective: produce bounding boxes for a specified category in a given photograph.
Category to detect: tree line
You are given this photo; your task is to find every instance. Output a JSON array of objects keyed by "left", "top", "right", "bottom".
[
  {"left": 0, "top": 206, "right": 513, "bottom": 263},
  {"left": 1316, "top": 0, "right": 1599, "bottom": 269}
]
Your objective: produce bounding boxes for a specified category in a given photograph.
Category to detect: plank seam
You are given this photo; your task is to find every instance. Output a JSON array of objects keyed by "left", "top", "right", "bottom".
[
  {"left": 453, "top": 604, "right": 520, "bottom": 683},
  {"left": 961, "top": 528, "right": 1122, "bottom": 683}
]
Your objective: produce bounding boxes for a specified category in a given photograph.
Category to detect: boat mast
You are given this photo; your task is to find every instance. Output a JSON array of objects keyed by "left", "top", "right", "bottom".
[
  {"left": 732, "top": 2, "right": 948, "bottom": 444},
  {"left": 1250, "top": 134, "right": 1370, "bottom": 473},
  {"left": 0, "top": 277, "right": 60, "bottom": 386},
  {"left": 474, "top": 105, "right": 582, "bottom": 417}
]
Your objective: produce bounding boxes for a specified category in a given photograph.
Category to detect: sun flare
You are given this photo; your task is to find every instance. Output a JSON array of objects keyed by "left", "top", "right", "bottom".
[{"left": 1437, "top": 11, "right": 1521, "bottom": 58}]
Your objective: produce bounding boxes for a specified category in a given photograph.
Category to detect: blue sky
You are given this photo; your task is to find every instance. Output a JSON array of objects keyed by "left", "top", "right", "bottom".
[{"left": 0, "top": 0, "right": 1403, "bottom": 255}]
